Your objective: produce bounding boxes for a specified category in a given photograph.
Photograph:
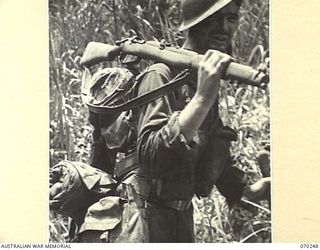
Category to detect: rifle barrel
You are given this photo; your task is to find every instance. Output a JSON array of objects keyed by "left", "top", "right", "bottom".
[
  {"left": 81, "top": 40, "right": 269, "bottom": 89},
  {"left": 120, "top": 41, "right": 269, "bottom": 88}
]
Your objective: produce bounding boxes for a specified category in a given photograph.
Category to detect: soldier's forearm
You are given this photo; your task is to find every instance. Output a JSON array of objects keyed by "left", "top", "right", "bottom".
[{"left": 178, "top": 95, "right": 213, "bottom": 142}]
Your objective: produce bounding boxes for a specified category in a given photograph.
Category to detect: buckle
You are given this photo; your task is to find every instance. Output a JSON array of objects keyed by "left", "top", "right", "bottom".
[{"left": 164, "top": 198, "right": 192, "bottom": 211}]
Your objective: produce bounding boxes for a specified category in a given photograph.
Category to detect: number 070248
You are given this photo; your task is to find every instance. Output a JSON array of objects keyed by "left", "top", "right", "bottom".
[{"left": 300, "top": 244, "right": 319, "bottom": 248}]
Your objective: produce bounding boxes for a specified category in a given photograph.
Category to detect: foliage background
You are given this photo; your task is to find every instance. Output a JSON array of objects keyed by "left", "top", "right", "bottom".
[{"left": 49, "top": 0, "right": 270, "bottom": 243}]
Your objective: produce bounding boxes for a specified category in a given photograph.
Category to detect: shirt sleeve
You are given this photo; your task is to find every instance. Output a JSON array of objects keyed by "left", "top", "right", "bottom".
[{"left": 136, "top": 64, "right": 193, "bottom": 180}]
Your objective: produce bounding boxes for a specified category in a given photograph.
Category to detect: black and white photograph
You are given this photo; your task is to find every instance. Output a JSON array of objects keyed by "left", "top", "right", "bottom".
[{"left": 48, "top": 0, "right": 271, "bottom": 243}]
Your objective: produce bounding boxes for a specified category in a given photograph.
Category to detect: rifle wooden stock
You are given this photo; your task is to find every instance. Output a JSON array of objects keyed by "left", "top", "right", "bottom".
[{"left": 80, "top": 40, "right": 269, "bottom": 88}]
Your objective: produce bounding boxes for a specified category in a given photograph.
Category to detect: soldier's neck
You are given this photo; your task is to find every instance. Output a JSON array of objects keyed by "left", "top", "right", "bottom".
[
  {"left": 182, "top": 35, "right": 229, "bottom": 54},
  {"left": 182, "top": 37, "right": 203, "bottom": 54}
]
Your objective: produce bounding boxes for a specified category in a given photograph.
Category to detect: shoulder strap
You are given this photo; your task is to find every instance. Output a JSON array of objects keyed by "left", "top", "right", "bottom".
[{"left": 87, "top": 69, "right": 191, "bottom": 114}]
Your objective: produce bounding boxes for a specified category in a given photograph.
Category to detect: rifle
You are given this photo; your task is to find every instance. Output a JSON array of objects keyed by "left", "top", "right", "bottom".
[{"left": 80, "top": 37, "right": 269, "bottom": 89}]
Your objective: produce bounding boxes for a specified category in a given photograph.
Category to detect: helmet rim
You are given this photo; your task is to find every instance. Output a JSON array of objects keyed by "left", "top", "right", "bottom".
[{"left": 179, "top": 0, "right": 234, "bottom": 31}]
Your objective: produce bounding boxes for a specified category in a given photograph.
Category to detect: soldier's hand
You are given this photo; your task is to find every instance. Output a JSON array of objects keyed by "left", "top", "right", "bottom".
[
  {"left": 49, "top": 182, "right": 63, "bottom": 199},
  {"left": 195, "top": 50, "right": 232, "bottom": 106},
  {"left": 244, "top": 177, "right": 271, "bottom": 202}
]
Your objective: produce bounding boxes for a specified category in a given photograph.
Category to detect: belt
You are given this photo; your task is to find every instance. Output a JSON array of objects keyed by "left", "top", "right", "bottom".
[
  {"left": 114, "top": 153, "right": 139, "bottom": 178},
  {"left": 163, "top": 198, "right": 193, "bottom": 211},
  {"left": 116, "top": 154, "right": 192, "bottom": 211}
]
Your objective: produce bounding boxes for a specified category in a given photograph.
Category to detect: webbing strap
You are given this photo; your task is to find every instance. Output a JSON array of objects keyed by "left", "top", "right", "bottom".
[
  {"left": 86, "top": 69, "right": 191, "bottom": 114},
  {"left": 163, "top": 198, "right": 193, "bottom": 211}
]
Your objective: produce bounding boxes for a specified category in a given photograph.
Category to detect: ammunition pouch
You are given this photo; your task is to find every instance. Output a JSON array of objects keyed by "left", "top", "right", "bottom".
[
  {"left": 77, "top": 183, "right": 149, "bottom": 243},
  {"left": 114, "top": 153, "right": 139, "bottom": 179}
]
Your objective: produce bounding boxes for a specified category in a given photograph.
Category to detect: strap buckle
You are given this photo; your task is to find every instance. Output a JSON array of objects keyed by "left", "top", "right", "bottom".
[{"left": 164, "top": 198, "right": 192, "bottom": 211}]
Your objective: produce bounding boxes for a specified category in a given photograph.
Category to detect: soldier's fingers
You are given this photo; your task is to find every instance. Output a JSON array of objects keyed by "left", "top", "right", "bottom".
[
  {"left": 214, "top": 55, "right": 232, "bottom": 74},
  {"left": 206, "top": 52, "right": 225, "bottom": 67},
  {"left": 202, "top": 49, "right": 217, "bottom": 62},
  {"left": 201, "top": 50, "right": 221, "bottom": 69}
]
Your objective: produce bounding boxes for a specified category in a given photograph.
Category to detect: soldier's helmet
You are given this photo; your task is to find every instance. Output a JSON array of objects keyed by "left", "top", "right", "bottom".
[{"left": 179, "top": 0, "right": 242, "bottom": 31}]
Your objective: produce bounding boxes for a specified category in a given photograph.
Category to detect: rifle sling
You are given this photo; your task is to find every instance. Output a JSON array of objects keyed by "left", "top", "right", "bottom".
[{"left": 86, "top": 69, "right": 191, "bottom": 114}]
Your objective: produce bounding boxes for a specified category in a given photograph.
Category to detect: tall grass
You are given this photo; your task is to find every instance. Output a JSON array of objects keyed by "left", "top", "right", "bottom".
[{"left": 49, "top": 0, "right": 270, "bottom": 243}]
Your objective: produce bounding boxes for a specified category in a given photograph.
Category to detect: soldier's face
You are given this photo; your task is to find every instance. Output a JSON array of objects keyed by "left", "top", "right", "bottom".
[{"left": 190, "top": 2, "right": 240, "bottom": 53}]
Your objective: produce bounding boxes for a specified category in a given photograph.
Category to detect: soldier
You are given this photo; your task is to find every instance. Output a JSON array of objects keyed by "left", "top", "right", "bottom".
[
  {"left": 51, "top": 0, "right": 270, "bottom": 243},
  {"left": 131, "top": 0, "right": 270, "bottom": 242}
]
